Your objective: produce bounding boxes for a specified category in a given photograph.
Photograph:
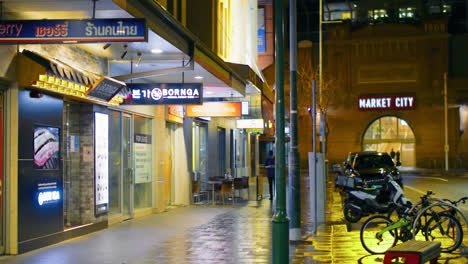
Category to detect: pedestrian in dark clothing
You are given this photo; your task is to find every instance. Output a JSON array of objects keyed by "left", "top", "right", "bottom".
[
  {"left": 390, "top": 149, "right": 396, "bottom": 160},
  {"left": 396, "top": 151, "right": 401, "bottom": 165},
  {"left": 264, "top": 150, "right": 275, "bottom": 200}
]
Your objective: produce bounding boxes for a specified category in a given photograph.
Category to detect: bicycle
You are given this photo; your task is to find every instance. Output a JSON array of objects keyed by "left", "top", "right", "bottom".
[{"left": 360, "top": 195, "right": 463, "bottom": 254}]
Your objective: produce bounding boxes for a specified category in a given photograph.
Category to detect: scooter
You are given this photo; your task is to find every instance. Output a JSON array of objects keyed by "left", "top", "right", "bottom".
[{"left": 342, "top": 174, "right": 411, "bottom": 223}]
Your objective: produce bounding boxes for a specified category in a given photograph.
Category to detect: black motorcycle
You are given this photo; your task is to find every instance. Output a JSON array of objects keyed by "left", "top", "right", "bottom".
[{"left": 343, "top": 175, "right": 411, "bottom": 223}]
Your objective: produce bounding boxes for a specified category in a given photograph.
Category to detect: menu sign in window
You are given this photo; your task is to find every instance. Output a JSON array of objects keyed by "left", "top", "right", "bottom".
[
  {"left": 86, "top": 76, "right": 126, "bottom": 102},
  {"left": 123, "top": 83, "right": 203, "bottom": 105},
  {"left": 134, "top": 133, "right": 152, "bottom": 184},
  {"left": 94, "top": 112, "right": 109, "bottom": 215}
]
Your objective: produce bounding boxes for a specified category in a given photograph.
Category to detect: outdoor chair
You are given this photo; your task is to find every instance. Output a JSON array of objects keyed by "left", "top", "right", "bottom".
[
  {"left": 192, "top": 180, "right": 209, "bottom": 204},
  {"left": 217, "top": 179, "right": 234, "bottom": 205}
]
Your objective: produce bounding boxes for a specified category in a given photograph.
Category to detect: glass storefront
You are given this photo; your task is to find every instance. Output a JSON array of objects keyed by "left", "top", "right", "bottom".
[
  {"left": 165, "top": 123, "right": 176, "bottom": 205},
  {"left": 363, "top": 116, "right": 416, "bottom": 166},
  {"left": 192, "top": 122, "right": 208, "bottom": 184},
  {"left": 133, "top": 115, "right": 153, "bottom": 209}
]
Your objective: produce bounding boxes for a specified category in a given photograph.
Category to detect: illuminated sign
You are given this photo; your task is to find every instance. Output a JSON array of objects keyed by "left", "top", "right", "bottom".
[
  {"left": 358, "top": 95, "right": 416, "bottom": 111},
  {"left": 0, "top": 19, "right": 146, "bottom": 44},
  {"left": 167, "top": 105, "right": 184, "bottom": 123},
  {"left": 95, "top": 112, "right": 109, "bottom": 215},
  {"left": 241, "top": 101, "right": 249, "bottom": 115},
  {"left": 38, "top": 191, "right": 60, "bottom": 206},
  {"left": 86, "top": 76, "right": 126, "bottom": 102},
  {"left": 236, "top": 119, "right": 264, "bottom": 129},
  {"left": 124, "top": 83, "right": 203, "bottom": 105},
  {"left": 37, "top": 182, "right": 61, "bottom": 206},
  {"left": 186, "top": 102, "right": 242, "bottom": 117},
  {"left": 32, "top": 74, "right": 125, "bottom": 106}
]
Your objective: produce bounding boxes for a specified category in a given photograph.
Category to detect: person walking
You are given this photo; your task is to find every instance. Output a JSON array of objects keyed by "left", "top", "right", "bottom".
[
  {"left": 264, "top": 150, "right": 275, "bottom": 200},
  {"left": 390, "top": 148, "right": 396, "bottom": 160}
]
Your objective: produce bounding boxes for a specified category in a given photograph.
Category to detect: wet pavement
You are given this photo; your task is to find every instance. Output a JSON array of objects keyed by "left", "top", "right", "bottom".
[{"left": 0, "top": 173, "right": 468, "bottom": 263}]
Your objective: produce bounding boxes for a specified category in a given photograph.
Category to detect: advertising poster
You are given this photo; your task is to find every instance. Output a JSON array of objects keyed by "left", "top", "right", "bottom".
[
  {"left": 134, "top": 133, "right": 152, "bottom": 184},
  {"left": 257, "top": 8, "right": 266, "bottom": 53},
  {"left": 94, "top": 112, "right": 109, "bottom": 215},
  {"left": 34, "top": 126, "right": 60, "bottom": 169}
]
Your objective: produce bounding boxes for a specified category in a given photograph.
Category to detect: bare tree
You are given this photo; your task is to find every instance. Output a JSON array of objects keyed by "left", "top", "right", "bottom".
[{"left": 297, "top": 54, "right": 336, "bottom": 155}]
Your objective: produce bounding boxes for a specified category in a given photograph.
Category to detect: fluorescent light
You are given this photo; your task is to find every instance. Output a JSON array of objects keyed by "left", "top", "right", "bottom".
[
  {"left": 205, "top": 91, "right": 214, "bottom": 95},
  {"left": 194, "top": 76, "right": 204, "bottom": 80},
  {"left": 151, "top": 49, "right": 163, "bottom": 54}
]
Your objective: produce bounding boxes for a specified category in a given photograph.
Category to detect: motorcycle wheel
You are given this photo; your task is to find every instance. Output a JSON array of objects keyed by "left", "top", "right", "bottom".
[{"left": 344, "top": 203, "right": 362, "bottom": 223}]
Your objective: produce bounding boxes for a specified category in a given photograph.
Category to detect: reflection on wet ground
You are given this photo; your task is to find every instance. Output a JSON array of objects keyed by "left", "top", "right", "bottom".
[{"left": 0, "top": 174, "right": 467, "bottom": 263}]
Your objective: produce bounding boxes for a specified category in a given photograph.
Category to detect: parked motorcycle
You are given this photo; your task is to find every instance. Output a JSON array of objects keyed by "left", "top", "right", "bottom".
[{"left": 343, "top": 174, "right": 411, "bottom": 223}]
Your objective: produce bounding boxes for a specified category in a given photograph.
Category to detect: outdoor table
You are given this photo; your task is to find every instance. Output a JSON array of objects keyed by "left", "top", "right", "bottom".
[{"left": 207, "top": 180, "right": 223, "bottom": 205}]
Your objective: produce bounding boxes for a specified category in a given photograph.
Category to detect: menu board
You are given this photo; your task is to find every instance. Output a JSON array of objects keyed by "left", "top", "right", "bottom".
[
  {"left": 94, "top": 112, "right": 109, "bottom": 215},
  {"left": 34, "top": 126, "right": 60, "bottom": 169},
  {"left": 86, "top": 76, "right": 126, "bottom": 102},
  {"left": 134, "top": 133, "right": 152, "bottom": 184}
]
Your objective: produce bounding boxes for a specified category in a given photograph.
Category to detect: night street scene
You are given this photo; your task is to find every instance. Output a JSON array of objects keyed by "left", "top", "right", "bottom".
[{"left": 0, "top": 0, "right": 466, "bottom": 263}]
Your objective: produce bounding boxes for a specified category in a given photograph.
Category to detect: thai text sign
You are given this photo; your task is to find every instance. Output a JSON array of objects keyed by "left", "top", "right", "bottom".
[
  {"left": 134, "top": 134, "right": 152, "bottom": 184},
  {"left": 358, "top": 95, "right": 415, "bottom": 111},
  {"left": 124, "top": 83, "right": 203, "bottom": 105},
  {"left": 0, "top": 19, "right": 146, "bottom": 43},
  {"left": 186, "top": 102, "right": 242, "bottom": 117}
]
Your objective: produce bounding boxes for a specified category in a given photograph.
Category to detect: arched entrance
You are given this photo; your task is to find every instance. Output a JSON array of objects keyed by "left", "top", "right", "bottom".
[{"left": 362, "top": 116, "right": 416, "bottom": 167}]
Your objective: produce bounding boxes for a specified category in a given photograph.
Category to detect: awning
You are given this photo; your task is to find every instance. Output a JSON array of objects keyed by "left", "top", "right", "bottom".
[
  {"left": 17, "top": 49, "right": 126, "bottom": 106},
  {"left": 226, "top": 62, "right": 265, "bottom": 94},
  {"left": 113, "top": 0, "right": 247, "bottom": 96}
]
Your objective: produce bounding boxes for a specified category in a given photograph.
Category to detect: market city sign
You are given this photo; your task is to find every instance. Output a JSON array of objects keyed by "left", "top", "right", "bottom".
[
  {"left": 358, "top": 95, "right": 415, "bottom": 111},
  {"left": 0, "top": 19, "right": 146, "bottom": 43},
  {"left": 123, "top": 83, "right": 202, "bottom": 105}
]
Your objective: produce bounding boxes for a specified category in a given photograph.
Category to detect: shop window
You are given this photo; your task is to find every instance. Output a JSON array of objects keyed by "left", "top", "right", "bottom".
[
  {"left": 133, "top": 115, "right": 153, "bottom": 209},
  {"left": 363, "top": 116, "right": 416, "bottom": 166},
  {"left": 108, "top": 111, "right": 122, "bottom": 215}
]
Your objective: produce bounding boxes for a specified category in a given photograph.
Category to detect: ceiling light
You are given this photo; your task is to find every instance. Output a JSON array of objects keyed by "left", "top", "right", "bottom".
[
  {"left": 205, "top": 91, "right": 214, "bottom": 95},
  {"left": 151, "top": 49, "right": 163, "bottom": 54},
  {"left": 194, "top": 76, "right": 204, "bottom": 80}
]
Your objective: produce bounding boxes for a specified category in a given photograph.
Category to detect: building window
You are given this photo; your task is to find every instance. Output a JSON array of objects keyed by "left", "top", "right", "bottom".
[
  {"left": 399, "top": 7, "right": 416, "bottom": 19},
  {"left": 368, "top": 9, "right": 387, "bottom": 21}
]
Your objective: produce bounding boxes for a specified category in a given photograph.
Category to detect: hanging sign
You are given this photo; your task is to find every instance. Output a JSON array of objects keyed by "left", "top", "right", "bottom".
[
  {"left": 123, "top": 83, "right": 203, "bottom": 105},
  {"left": 86, "top": 76, "right": 126, "bottom": 102},
  {"left": 167, "top": 105, "right": 184, "bottom": 124},
  {"left": 186, "top": 102, "right": 242, "bottom": 117},
  {"left": 358, "top": 95, "right": 416, "bottom": 111},
  {"left": 0, "top": 19, "right": 146, "bottom": 44}
]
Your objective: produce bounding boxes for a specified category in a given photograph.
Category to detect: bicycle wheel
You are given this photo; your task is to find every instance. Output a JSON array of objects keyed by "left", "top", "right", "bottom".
[
  {"left": 360, "top": 215, "right": 398, "bottom": 254},
  {"left": 424, "top": 213, "right": 463, "bottom": 253}
]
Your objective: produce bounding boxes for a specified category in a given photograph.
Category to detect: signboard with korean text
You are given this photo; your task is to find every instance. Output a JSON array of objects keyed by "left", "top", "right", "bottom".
[
  {"left": 0, "top": 19, "right": 146, "bottom": 44},
  {"left": 86, "top": 76, "right": 126, "bottom": 102},
  {"left": 186, "top": 102, "right": 242, "bottom": 117},
  {"left": 94, "top": 112, "right": 109, "bottom": 215},
  {"left": 134, "top": 133, "right": 152, "bottom": 184},
  {"left": 124, "top": 83, "right": 203, "bottom": 105},
  {"left": 358, "top": 95, "right": 416, "bottom": 111}
]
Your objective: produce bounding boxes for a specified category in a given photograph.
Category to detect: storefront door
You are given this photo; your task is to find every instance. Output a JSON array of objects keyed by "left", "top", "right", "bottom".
[
  {"left": 193, "top": 122, "right": 208, "bottom": 183},
  {"left": 165, "top": 124, "right": 176, "bottom": 205},
  {"left": 362, "top": 116, "right": 416, "bottom": 167},
  {"left": 122, "top": 113, "right": 133, "bottom": 219}
]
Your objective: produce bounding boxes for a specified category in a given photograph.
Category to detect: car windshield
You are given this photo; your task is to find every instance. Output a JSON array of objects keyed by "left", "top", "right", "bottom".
[{"left": 354, "top": 154, "right": 395, "bottom": 170}]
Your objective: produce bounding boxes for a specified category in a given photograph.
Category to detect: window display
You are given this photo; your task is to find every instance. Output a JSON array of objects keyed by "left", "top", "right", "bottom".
[{"left": 34, "top": 126, "right": 60, "bottom": 169}]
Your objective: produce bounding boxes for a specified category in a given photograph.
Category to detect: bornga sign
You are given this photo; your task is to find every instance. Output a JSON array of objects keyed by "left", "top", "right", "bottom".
[{"left": 38, "top": 190, "right": 60, "bottom": 206}]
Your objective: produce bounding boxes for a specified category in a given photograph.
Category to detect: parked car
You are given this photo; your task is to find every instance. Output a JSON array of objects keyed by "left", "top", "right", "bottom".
[{"left": 345, "top": 151, "right": 402, "bottom": 188}]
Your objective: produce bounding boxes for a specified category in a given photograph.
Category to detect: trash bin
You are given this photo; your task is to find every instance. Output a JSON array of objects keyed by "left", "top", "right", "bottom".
[{"left": 256, "top": 175, "right": 263, "bottom": 201}]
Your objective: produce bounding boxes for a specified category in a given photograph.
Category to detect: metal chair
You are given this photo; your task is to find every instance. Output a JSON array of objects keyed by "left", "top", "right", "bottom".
[{"left": 192, "top": 180, "right": 209, "bottom": 204}]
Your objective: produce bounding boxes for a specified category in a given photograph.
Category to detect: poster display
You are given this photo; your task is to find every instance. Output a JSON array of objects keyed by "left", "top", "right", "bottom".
[
  {"left": 34, "top": 126, "right": 60, "bottom": 169},
  {"left": 134, "top": 133, "right": 152, "bottom": 184},
  {"left": 94, "top": 112, "right": 109, "bottom": 215}
]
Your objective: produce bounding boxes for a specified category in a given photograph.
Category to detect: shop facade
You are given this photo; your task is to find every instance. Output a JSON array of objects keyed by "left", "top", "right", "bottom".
[{"left": 323, "top": 19, "right": 461, "bottom": 168}]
